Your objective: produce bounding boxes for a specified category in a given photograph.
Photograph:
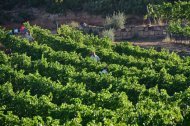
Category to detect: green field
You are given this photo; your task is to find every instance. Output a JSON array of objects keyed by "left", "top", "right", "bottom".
[{"left": 0, "top": 24, "right": 190, "bottom": 126}]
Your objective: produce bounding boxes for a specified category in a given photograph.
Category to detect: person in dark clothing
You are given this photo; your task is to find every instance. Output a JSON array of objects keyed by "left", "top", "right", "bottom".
[
  {"left": 9, "top": 29, "right": 15, "bottom": 35},
  {"left": 5, "top": 48, "right": 12, "bottom": 55}
]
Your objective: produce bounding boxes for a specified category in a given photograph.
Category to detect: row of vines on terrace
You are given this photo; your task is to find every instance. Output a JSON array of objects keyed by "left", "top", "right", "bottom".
[{"left": 0, "top": 24, "right": 190, "bottom": 125}]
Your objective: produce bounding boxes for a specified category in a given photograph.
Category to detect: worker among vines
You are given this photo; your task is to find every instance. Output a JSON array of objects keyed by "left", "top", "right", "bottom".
[
  {"left": 20, "top": 25, "right": 28, "bottom": 34},
  {"left": 25, "top": 32, "right": 34, "bottom": 42},
  {"left": 100, "top": 66, "right": 108, "bottom": 74},
  {"left": 90, "top": 52, "right": 100, "bottom": 62},
  {"left": 5, "top": 48, "right": 12, "bottom": 55}
]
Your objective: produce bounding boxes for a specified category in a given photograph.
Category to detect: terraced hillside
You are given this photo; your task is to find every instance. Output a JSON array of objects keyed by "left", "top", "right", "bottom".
[{"left": 0, "top": 24, "right": 190, "bottom": 126}]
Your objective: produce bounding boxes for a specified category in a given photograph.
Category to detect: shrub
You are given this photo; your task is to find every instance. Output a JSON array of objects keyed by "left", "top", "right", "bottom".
[
  {"left": 104, "top": 16, "right": 112, "bottom": 29},
  {"left": 68, "top": 21, "right": 79, "bottom": 28},
  {"left": 101, "top": 29, "right": 115, "bottom": 41},
  {"left": 104, "top": 12, "right": 126, "bottom": 30}
]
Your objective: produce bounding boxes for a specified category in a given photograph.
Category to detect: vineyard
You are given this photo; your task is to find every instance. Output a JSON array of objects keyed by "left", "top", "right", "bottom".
[
  {"left": 1, "top": 23, "right": 190, "bottom": 125},
  {"left": 147, "top": 1, "right": 190, "bottom": 42}
]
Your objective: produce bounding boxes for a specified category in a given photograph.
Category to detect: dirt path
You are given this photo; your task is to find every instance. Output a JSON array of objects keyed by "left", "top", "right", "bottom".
[{"left": 131, "top": 40, "right": 190, "bottom": 57}]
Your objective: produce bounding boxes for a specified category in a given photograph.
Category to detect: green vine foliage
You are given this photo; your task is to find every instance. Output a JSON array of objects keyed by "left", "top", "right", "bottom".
[
  {"left": 0, "top": 24, "right": 190, "bottom": 125},
  {"left": 147, "top": 1, "right": 190, "bottom": 21},
  {"left": 147, "top": 1, "right": 190, "bottom": 37}
]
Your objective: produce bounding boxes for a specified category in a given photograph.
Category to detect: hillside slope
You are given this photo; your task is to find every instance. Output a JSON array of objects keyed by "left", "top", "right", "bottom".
[{"left": 0, "top": 24, "right": 190, "bottom": 125}]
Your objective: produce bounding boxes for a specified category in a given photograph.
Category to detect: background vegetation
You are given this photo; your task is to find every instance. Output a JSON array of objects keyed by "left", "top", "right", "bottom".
[{"left": 0, "top": 0, "right": 187, "bottom": 15}]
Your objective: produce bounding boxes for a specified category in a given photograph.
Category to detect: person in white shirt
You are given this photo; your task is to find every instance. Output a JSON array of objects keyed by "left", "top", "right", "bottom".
[
  {"left": 13, "top": 29, "right": 19, "bottom": 34},
  {"left": 100, "top": 66, "right": 108, "bottom": 74},
  {"left": 90, "top": 52, "right": 100, "bottom": 62}
]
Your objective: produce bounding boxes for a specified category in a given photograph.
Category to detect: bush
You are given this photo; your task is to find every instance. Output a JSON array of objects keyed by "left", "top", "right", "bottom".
[
  {"left": 68, "top": 21, "right": 79, "bottom": 28},
  {"left": 104, "top": 12, "right": 126, "bottom": 30},
  {"left": 101, "top": 29, "right": 115, "bottom": 41},
  {"left": 104, "top": 16, "right": 112, "bottom": 29}
]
